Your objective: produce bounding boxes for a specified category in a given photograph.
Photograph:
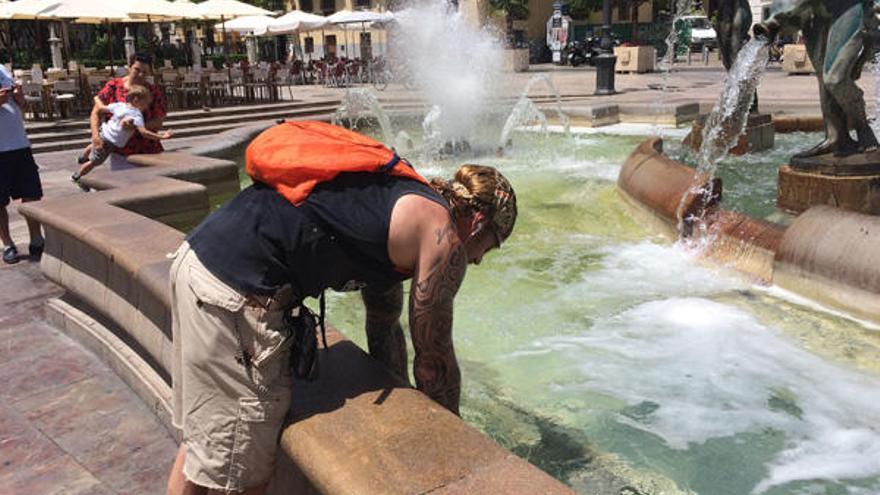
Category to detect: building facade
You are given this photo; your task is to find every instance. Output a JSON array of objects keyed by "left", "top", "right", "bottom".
[{"left": 284, "top": 0, "right": 392, "bottom": 61}]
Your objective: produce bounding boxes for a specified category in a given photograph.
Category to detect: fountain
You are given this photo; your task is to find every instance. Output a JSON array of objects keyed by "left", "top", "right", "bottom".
[
  {"left": 499, "top": 74, "right": 571, "bottom": 150},
  {"left": 676, "top": 38, "right": 770, "bottom": 240},
  {"left": 683, "top": 0, "right": 775, "bottom": 157}
]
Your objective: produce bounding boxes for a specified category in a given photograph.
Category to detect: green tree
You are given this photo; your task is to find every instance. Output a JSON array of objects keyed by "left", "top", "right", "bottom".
[
  {"left": 567, "top": 0, "right": 602, "bottom": 20},
  {"left": 488, "top": 0, "right": 529, "bottom": 47}
]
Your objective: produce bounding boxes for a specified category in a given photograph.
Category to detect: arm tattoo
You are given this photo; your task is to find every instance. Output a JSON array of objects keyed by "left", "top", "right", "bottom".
[
  {"left": 362, "top": 283, "right": 409, "bottom": 384},
  {"left": 408, "top": 229, "right": 467, "bottom": 415}
]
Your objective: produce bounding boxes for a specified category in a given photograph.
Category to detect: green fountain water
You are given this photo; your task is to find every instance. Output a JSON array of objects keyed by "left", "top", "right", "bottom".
[{"left": 229, "top": 127, "right": 880, "bottom": 495}]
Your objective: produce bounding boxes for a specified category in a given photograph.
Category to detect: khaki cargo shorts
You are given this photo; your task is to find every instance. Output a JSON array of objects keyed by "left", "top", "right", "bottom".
[{"left": 170, "top": 242, "right": 297, "bottom": 491}]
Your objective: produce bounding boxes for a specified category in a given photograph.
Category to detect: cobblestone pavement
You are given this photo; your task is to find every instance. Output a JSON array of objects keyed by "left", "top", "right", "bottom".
[{"left": 0, "top": 59, "right": 862, "bottom": 493}]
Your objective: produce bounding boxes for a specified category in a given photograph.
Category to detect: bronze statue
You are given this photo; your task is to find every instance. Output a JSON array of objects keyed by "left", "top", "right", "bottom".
[
  {"left": 717, "top": 0, "right": 753, "bottom": 71},
  {"left": 756, "top": 0, "right": 879, "bottom": 159}
]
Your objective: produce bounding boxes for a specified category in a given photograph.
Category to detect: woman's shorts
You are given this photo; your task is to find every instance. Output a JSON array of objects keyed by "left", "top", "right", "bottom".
[
  {"left": 0, "top": 147, "right": 42, "bottom": 207},
  {"left": 169, "top": 242, "right": 297, "bottom": 492}
]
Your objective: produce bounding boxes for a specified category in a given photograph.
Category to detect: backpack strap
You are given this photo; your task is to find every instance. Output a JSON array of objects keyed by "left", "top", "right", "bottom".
[{"left": 319, "top": 289, "right": 328, "bottom": 349}]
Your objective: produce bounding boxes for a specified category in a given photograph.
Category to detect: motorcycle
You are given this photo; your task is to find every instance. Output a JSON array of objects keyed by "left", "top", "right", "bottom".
[{"left": 566, "top": 40, "right": 589, "bottom": 67}]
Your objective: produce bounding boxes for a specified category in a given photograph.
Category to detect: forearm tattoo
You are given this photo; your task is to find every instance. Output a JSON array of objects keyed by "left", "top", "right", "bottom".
[
  {"left": 408, "top": 223, "right": 467, "bottom": 415},
  {"left": 362, "top": 283, "right": 409, "bottom": 384}
]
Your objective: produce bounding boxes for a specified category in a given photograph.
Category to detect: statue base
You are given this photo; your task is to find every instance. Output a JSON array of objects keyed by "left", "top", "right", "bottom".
[
  {"left": 684, "top": 113, "right": 774, "bottom": 156},
  {"left": 778, "top": 164, "right": 880, "bottom": 215},
  {"left": 790, "top": 149, "right": 880, "bottom": 176}
]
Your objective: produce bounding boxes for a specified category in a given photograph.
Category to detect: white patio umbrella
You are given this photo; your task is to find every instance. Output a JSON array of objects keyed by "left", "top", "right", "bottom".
[
  {"left": 326, "top": 10, "right": 393, "bottom": 26},
  {"left": 193, "top": 0, "right": 272, "bottom": 19},
  {"left": 38, "top": 0, "right": 134, "bottom": 65},
  {"left": 220, "top": 14, "right": 274, "bottom": 35},
  {"left": 193, "top": 0, "right": 273, "bottom": 55},
  {"left": 2, "top": 0, "right": 60, "bottom": 19},
  {"left": 123, "top": 0, "right": 184, "bottom": 21},
  {"left": 326, "top": 10, "right": 393, "bottom": 59},
  {"left": 263, "top": 10, "right": 327, "bottom": 36},
  {"left": 167, "top": 0, "right": 202, "bottom": 20}
]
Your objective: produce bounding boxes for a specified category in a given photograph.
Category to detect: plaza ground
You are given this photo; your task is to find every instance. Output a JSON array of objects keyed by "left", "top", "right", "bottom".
[{"left": 0, "top": 60, "right": 854, "bottom": 493}]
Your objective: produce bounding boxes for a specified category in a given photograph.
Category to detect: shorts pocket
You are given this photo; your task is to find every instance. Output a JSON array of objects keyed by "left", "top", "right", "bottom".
[
  {"left": 227, "top": 395, "right": 291, "bottom": 489},
  {"left": 187, "top": 263, "right": 246, "bottom": 312}
]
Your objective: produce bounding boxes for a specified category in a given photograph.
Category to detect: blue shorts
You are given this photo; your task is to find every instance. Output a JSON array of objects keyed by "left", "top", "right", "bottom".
[{"left": 0, "top": 147, "right": 43, "bottom": 208}]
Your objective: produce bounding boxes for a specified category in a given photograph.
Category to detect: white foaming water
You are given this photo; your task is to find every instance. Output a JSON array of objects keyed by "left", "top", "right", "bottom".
[
  {"left": 522, "top": 293, "right": 880, "bottom": 493},
  {"left": 560, "top": 241, "right": 744, "bottom": 304},
  {"left": 872, "top": 55, "right": 880, "bottom": 138},
  {"left": 499, "top": 74, "right": 571, "bottom": 148},
  {"left": 391, "top": 4, "right": 503, "bottom": 145},
  {"left": 675, "top": 38, "right": 770, "bottom": 239},
  {"left": 331, "top": 88, "right": 395, "bottom": 144},
  {"left": 658, "top": 0, "right": 693, "bottom": 78},
  {"left": 654, "top": 0, "right": 694, "bottom": 140}
]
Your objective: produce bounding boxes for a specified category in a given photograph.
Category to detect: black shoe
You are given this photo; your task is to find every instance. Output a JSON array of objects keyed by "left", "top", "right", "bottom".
[
  {"left": 3, "top": 245, "right": 19, "bottom": 264},
  {"left": 28, "top": 241, "right": 44, "bottom": 262},
  {"left": 72, "top": 173, "right": 90, "bottom": 192}
]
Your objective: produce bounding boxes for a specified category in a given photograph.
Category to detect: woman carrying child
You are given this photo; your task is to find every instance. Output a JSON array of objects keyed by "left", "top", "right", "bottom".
[
  {"left": 88, "top": 52, "right": 167, "bottom": 171},
  {"left": 72, "top": 85, "right": 172, "bottom": 190}
]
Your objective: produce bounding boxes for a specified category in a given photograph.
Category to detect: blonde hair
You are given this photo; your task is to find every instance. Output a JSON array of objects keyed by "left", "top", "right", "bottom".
[
  {"left": 126, "top": 84, "right": 152, "bottom": 105},
  {"left": 430, "top": 164, "right": 517, "bottom": 244}
]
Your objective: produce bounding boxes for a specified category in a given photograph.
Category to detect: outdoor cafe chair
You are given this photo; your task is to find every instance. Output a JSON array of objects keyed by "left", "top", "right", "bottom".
[
  {"left": 207, "top": 72, "right": 230, "bottom": 106},
  {"left": 178, "top": 73, "right": 202, "bottom": 108},
  {"left": 21, "top": 82, "right": 46, "bottom": 120},
  {"left": 87, "top": 75, "right": 107, "bottom": 95},
  {"left": 160, "top": 71, "right": 181, "bottom": 109},
  {"left": 31, "top": 67, "right": 44, "bottom": 84},
  {"left": 51, "top": 79, "right": 78, "bottom": 117},
  {"left": 245, "top": 68, "right": 270, "bottom": 102},
  {"left": 228, "top": 68, "right": 246, "bottom": 103},
  {"left": 274, "top": 68, "right": 294, "bottom": 101}
]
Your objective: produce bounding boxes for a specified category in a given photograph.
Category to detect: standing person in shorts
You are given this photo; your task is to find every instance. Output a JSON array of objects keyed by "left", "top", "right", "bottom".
[
  {"left": 71, "top": 85, "right": 173, "bottom": 190},
  {"left": 166, "top": 122, "right": 518, "bottom": 494},
  {"left": 0, "top": 63, "right": 43, "bottom": 265}
]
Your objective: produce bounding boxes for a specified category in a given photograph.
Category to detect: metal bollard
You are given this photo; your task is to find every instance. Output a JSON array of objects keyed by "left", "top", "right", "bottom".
[{"left": 702, "top": 45, "right": 710, "bottom": 65}]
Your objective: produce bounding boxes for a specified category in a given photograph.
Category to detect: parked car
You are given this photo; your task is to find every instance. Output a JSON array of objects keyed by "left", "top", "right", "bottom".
[{"left": 681, "top": 15, "right": 717, "bottom": 52}]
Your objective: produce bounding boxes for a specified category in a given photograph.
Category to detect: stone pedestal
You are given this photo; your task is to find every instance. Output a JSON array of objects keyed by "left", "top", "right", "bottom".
[
  {"left": 782, "top": 44, "right": 814, "bottom": 74},
  {"left": 778, "top": 157, "right": 880, "bottom": 215},
  {"left": 502, "top": 48, "right": 529, "bottom": 72},
  {"left": 684, "top": 113, "right": 775, "bottom": 155},
  {"left": 614, "top": 46, "right": 655, "bottom": 73}
]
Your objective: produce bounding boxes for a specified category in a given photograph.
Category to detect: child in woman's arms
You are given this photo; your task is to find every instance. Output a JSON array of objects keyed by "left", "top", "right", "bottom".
[{"left": 72, "top": 84, "right": 172, "bottom": 190}]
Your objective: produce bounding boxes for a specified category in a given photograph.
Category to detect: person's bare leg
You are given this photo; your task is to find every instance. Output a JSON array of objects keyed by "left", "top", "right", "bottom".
[
  {"left": 21, "top": 198, "right": 42, "bottom": 245},
  {"left": 167, "top": 444, "right": 270, "bottom": 495},
  {"left": 77, "top": 160, "right": 96, "bottom": 178},
  {"left": 80, "top": 144, "right": 92, "bottom": 162},
  {"left": 167, "top": 445, "right": 206, "bottom": 495},
  {"left": 0, "top": 206, "right": 13, "bottom": 247}
]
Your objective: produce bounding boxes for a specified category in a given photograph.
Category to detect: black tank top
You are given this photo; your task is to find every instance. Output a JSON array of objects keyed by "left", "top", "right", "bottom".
[{"left": 187, "top": 173, "right": 448, "bottom": 299}]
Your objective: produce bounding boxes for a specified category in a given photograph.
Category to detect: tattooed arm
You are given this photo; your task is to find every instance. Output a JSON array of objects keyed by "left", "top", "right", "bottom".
[
  {"left": 362, "top": 283, "right": 410, "bottom": 384},
  {"left": 407, "top": 220, "right": 467, "bottom": 415}
]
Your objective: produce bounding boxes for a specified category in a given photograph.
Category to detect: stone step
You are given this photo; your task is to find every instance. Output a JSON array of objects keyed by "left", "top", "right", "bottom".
[
  {"left": 30, "top": 107, "right": 339, "bottom": 154},
  {"left": 24, "top": 98, "right": 345, "bottom": 134},
  {"left": 27, "top": 104, "right": 342, "bottom": 145}
]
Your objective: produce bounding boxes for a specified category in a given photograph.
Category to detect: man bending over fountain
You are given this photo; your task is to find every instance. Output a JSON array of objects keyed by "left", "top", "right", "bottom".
[
  {"left": 166, "top": 121, "right": 517, "bottom": 495},
  {"left": 756, "top": 0, "right": 879, "bottom": 158}
]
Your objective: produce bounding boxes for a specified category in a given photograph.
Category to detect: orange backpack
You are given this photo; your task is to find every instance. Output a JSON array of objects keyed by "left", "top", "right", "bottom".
[{"left": 245, "top": 120, "right": 429, "bottom": 205}]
